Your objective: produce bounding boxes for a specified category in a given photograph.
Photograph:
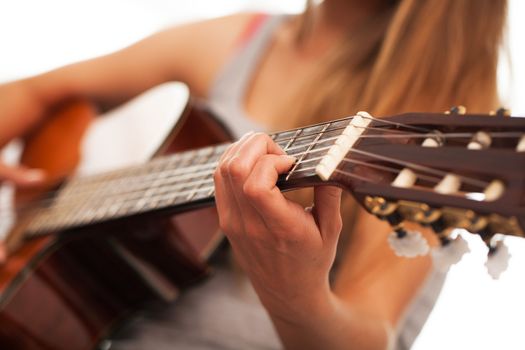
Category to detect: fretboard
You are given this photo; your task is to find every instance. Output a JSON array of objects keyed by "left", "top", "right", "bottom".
[{"left": 25, "top": 117, "right": 354, "bottom": 236}]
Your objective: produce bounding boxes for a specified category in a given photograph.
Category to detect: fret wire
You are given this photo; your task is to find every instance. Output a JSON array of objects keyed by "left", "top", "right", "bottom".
[
  {"left": 185, "top": 146, "right": 216, "bottom": 201},
  {"left": 24, "top": 126, "right": 354, "bottom": 233},
  {"left": 25, "top": 144, "right": 337, "bottom": 226},
  {"left": 31, "top": 115, "right": 439, "bottom": 217},
  {"left": 268, "top": 115, "right": 355, "bottom": 142},
  {"left": 19, "top": 122, "right": 525, "bottom": 234},
  {"left": 22, "top": 141, "right": 341, "bottom": 233},
  {"left": 282, "top": 135, "right": 339, "bottom": 153},
  {"left": 283, "top": 129, "right": 303, "bottom": 151},
  {"left": 286, "top": 123, "right": 330, "bottom": 181},
  {"left": 274, "top": 123, "right": 350, "bottom": 146},
  {"left": 26, "top": 124, "right": 355, "bottom": 216},
  {"left": 64, "top": 160, "right": 220, "bottom": 199},
  {"left": 29, "top": 185, "right": 219, "bottom": 234}
]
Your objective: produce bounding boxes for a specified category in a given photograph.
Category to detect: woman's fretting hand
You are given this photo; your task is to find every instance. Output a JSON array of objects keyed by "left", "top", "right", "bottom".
[{"left": 213, "top": 132, "right": 343, "bottom": 323}]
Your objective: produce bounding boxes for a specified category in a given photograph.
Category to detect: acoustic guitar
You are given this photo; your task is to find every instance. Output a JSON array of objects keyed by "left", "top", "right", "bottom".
[{"left": 0, "top": 83, "right": 524, "bottom": 349}]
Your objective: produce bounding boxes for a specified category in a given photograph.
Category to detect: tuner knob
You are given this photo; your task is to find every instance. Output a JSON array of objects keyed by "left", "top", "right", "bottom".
[
  {"left": 489, "top": 107, "right": 511, "bottom": 118},
  {"left": 445, "top": 105, "right": 467, "bottom": 115},
  {"left": 432, "top": 233, "right": 470, "bottom": 272},
  {"left": 485, "top": 238, "right": 510, "bottom": 280},
  {"left": 387, "top": 225, "right": 429, "bottom": 258}
]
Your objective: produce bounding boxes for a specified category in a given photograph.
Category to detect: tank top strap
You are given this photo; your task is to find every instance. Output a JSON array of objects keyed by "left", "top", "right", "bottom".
[{"left": 234, "top": 13, "right": 270, "bottom": 48}]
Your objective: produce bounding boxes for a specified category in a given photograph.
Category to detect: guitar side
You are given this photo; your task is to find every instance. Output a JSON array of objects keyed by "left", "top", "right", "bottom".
[{"left": 0, "top": 85, "right": 230, "bottom": 350}]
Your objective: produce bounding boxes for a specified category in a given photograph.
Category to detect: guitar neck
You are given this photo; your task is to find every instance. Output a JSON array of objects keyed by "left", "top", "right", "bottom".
[{"left": 24, "top": 118, "right": 348, "bottom": 237}]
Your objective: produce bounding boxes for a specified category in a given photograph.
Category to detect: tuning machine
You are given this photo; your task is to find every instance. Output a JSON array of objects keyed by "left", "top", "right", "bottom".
[
  {"left": 410, "top": 204, "right": 471, "bottom": 270},
  {"left": 445, "top": 105, "right": 467, "bottom": 115},
  {"left": 489, "top": 107, "right": 511, "bottom": 118},
  {"left": 364, "top": 196, "right": 429, "bottom": 258},
  {"left": 458, "top": 210, "right": 511, "bottom": 279},
  {"left": 484, "top": 235, "right": 511, "bottom": 280}
]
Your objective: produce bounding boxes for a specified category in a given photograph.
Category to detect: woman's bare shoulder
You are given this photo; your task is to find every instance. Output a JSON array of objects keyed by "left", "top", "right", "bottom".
[{"left": 157, "top": 12, "right": 264, "bottom": 96}]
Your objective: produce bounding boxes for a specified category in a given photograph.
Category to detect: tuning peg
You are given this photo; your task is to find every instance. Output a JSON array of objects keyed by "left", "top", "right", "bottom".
[
  {"left": 445, "top": 105, "right": 467, "bottom": 115},
  {"left": 485, "top": 238, "right": 510, "bottom": 280},
  {"left": 432, "top": 233, "right": 470, "bottom": 272},
  {"left": 490, "top": 107, "right": 511, "bottom": 118},
  {"left": 387, "top": 227, "right": 430, "bottom": 258}
]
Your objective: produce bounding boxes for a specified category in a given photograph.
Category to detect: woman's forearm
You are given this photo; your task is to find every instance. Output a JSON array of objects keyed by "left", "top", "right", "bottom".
[{"left": 265, "top": 291, "right": 391, "bottom": 350}]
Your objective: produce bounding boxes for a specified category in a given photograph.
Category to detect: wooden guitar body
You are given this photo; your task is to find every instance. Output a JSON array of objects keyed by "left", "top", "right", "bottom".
[{"left": 0, "top": 84, "right": 230, "bottom": 350}]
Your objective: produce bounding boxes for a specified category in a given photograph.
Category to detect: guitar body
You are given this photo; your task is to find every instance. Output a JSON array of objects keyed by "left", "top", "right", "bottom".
[{"left": 0, "top": 83, "right": 230, "bottom": 350}]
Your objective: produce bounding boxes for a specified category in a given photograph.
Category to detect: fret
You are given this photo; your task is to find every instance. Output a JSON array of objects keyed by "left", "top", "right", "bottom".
[
  {"left": 29, "top": 127, "right": 356, "bottom": 236},
  {"left": 283, "top": 129, "right": 302, "bottom": 151},
  {"left": 184, "top": 147, "right": 216, "bottom": 201},
  {"left": 286, "top": 123, "right": 331, "bottom": 180}
]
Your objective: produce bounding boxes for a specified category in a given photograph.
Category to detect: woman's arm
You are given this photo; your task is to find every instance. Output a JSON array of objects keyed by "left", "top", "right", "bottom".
[
  {"left": 0, "top": 13, "right": 255, "bottom": 263},
  {"left": 0, "top": 13, "right": 254, "bottom": 147},
  {"left": 214, "top": 132, "right": 433, "bottom": 350}
]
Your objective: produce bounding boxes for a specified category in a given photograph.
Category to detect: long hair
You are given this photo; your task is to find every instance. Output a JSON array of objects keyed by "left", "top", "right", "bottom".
[
  {"left": 279, "top": 0, "right": 508, "bottom": 266},
  {"left": 279, "top": 0, "right": 507, "bottom": 129}
]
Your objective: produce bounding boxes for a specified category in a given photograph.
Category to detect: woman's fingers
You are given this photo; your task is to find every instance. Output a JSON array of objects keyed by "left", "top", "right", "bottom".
[
  {"left": 0, "top": 163, "right": 46, "bottom": 187},
  {"left": 227, "top": 133, "right": 286, "bottom": 183},
  {"left": 242, "top": 154, "right": 297, "bottom": 223},
  {"left": 312, "top": 186, "right": 343, "bottom": 242}
]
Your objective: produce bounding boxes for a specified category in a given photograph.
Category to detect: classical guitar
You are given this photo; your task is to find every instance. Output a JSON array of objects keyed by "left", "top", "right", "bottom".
[{"left": 1, "top": 84, "right": 524, "bottom": 350}]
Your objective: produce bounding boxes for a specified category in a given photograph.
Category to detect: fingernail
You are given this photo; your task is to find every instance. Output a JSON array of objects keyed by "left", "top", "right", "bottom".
[
  {"left": 24, "top": 169, "right": 46, "bottom": 182},
  {"left": 282, "top": 155, "right": 297, "bottom": 162}
]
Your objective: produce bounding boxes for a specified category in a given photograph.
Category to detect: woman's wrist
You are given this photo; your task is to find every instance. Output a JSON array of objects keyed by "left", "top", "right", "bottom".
[{"left": 259, "top": 281, "right": 337, "bottom": 328}]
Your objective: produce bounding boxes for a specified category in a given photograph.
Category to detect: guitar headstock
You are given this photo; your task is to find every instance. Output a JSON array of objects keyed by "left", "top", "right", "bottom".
[{"left": 313, "top": 107, "right": 525, "bottom": 276}]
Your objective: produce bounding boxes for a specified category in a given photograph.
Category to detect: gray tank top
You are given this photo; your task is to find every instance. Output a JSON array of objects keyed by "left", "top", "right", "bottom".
[
  {"left": 112, "top": 14, "right": 446, "bottom": 350},
  {"left": 205, "top": 15, "right": 280, "bottom": 139},
  {"left": 207, "top": 14, "right": 446, "bottom": 348}
]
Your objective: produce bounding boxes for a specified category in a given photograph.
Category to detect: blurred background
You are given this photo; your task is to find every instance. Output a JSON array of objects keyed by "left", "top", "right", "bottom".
[{"left": 1, "top": 1, "right": 524, "bottom": 349}]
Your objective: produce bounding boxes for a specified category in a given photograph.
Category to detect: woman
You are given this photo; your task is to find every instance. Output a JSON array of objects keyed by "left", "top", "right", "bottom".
[{"left": 0, "top": 0, "right": 507, "bottom": 348}]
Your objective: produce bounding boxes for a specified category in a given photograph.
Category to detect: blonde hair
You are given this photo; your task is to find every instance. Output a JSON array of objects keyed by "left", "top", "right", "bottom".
[
  {"left": 281, "top": 0, "right": 508, "bottom": 258},
  {"left": 285, "top": 0, "right": 507, "bottom": 128}
]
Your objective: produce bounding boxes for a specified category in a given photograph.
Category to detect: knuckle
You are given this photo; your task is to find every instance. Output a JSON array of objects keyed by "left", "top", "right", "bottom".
[
  {"left": 227, "top": 156, "right": 250, "bottom": 179},
  {"left": 213, "top": 168, "right": 222, "bottom": 182},
  {"left": 252, "top": 132, "right": 271, "bottom": 146},
  {"left": 335, "top": 216, "right": 343, "bottom": 232},
  {"left": 259, "top": 154, "right": 275, "bottom": 166},
  {"left": 219, "top": 157, "right": 232, "bottom": 177},
  {"left": 252, "top": 132, "right": 267, "bottom": 141},
  {"left": 242, "top": 180, "right": 265, "bottom": 200},
  {"left": 326, "top": 216, "right": 343, "bottom": 237}
]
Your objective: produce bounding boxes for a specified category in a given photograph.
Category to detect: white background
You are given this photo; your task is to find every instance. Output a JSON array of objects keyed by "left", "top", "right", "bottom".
[{"left": 1, "top": 1, "right": 524, "bottom": 349}]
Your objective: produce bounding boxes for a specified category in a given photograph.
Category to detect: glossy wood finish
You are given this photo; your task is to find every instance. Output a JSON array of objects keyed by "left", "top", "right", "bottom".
[
  {"left": 0, "top": 100, "right": 231, "bottom": 349},
  {"left": 336, "top": 112, "right": 525, "bottom": 236}
]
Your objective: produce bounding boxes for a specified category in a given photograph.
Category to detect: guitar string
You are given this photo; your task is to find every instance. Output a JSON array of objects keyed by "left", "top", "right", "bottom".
[
  {"left": 2, "top": 140, "right": 496, "bottom": 229},
  {"left": 345, "top": 149, "right": 489, "bottom": 187},
  {"left": 20, "top": 126, "right": 523, "bottom": 208},
  {"left": 1, "top": 146, "right": 333, "bottom": 218},
  {"left": 2, "top": 126, "right": 521, "bottom": 222},
  {"left": 7, "top": 105, "right": 519, "bottom": 198},
  {"left": 13, "top": 125, "right": 522, "bottom": 203},
  {"left": 55, "top": 142, "right": 493, "bottom": 216},
  {"left": 1, "top": 127, "right": 520, "bottom": 221},
  {"left": 1, "top": 126, "right": 522, "bottom": 219},
  {"left": 23, "top": 147, "right": 490, "bottom": 234}
]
